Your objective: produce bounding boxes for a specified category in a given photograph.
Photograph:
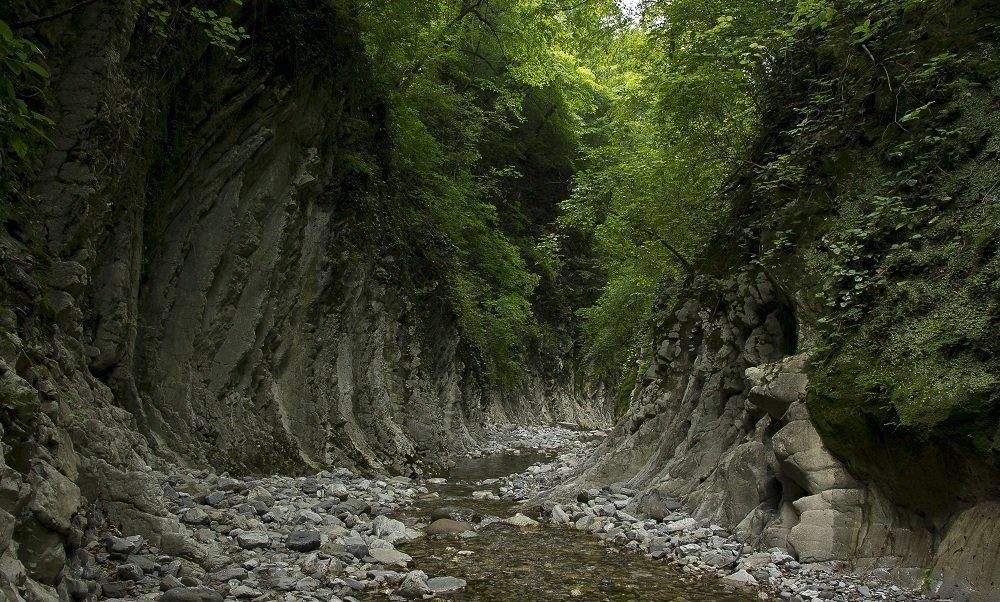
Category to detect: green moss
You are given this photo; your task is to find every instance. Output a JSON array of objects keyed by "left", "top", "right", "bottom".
[{"left": 724, "top": 0, "right": 1000, "bottom": 512}]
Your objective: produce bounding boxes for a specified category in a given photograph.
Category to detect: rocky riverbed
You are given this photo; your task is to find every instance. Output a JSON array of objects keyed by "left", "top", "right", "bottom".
[
  {"left": 80, "top": 426, "right": 606, "bottom": 602},
  {"left": 76, "top": 425, "right": 939, "bottom": 601},
  {"left": 490, "top": 430, "right": 946, "bottom": 602}
]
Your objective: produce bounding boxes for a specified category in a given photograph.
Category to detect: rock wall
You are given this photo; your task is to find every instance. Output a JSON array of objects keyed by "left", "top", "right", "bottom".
[
  {"left": 0, "top": 2, "right": 606, "bottom": 600},
  {"left": 560, "top": 271, "right": 1000, "bottom": 601}
]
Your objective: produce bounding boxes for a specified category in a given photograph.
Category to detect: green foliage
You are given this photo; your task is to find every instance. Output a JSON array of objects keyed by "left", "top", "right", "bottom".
[
  {"left": 186, "top": 6, "right": 248, "bottom": 56},
  {"left": 0, "top": 17, "right": 52, "bottom": 208},
  {"left": 143, "top": 0, "right": 248, "bottom": 60},
  {"left": 356, "top": 0, "right": 609, "bottom": 386},
  {"left": 745, "top": 0, "right": 1000, "bottom": 463},
  {"left": 562, "top": 0, "right": 788, "bottom": 377}
]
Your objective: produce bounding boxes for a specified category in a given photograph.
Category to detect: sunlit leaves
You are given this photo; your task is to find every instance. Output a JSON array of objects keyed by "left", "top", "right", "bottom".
[{"left": 563, "top": 0, "right": 787, "bottom": 376}]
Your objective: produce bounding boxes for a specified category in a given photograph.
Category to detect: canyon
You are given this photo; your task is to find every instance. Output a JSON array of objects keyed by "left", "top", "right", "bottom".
[{"left": 1, "top": 0, "right": 998, "bottom": 601}]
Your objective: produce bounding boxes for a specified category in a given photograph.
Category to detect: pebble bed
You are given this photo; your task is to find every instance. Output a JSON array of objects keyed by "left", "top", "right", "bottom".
[
  {"left": 87, "top": 468, "right": 473, "bottom": 601},
  {"left": 489, "top": 429, "right": 946, "bottom": 602},
  {"left": 78, "top": 425, "right": 942, "bottom": 601}
]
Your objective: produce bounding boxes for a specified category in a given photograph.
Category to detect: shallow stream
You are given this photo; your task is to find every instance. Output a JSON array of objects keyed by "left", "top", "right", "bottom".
[{"left": 380, "top": 453, "right": 756, "bottom": 601}]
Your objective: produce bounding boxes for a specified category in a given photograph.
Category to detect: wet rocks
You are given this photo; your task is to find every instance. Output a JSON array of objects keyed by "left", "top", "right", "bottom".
[
  {"left": 502, "top": 513, "right": 540, "bottom": 528},
  {"left": 497, "top": 427, "right": 935, "bottom": 602},
  {"left": 723, "top": 569, "right": 758, "bottom": 586},
  {"left": 396, "top": 570, "right": 431, "bottom": 598},
  {"left": 426, "top": 518, "right": 473, "bottom": 535},
  {"left": 369, "top": 547, "right": 412, "bottom": 568},
  {"left": 84, "top": 465, "right": 444, "bottom": 601},
  {"left": 427, "top": 575, "right": 467, "bottom": 594}
]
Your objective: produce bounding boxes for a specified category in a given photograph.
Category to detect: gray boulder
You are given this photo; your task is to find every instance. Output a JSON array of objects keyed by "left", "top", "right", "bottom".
[
  {"left": 396, "top": 571, "right": 430, "bottom": 598},
  {"left": 427, "top": 576, "right": 467, "bottom": 594},
  {"left": 285, "top": 530, "right": 321, "bottom": 552},
  {"left": 425, "top": 518, "right": 472, "bottom": 535}
]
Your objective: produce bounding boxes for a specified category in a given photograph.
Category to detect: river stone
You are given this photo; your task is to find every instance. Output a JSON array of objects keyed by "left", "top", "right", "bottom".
[
  {"left": 574, "top": 515, "right": 601, "bottom": 532},
  {"left": 107, "top": 535, "right": 144, "bottom": 555},
  {"left": 370, "top": 515, "right": 409, "bottom": 544},
  {"left": 210, "top": 567, "right": 247, "bottom": 582},
  {"left": 429, "top": 508, "right": 453, "bottom": 521},
  {"left": 427, "top": 576, "right": 467, "bottom": 594},
  {"left": 182, "top": 507, "right": 210, "bottom": 525},
  {"left": 217, "top": 478, "right": 242, "bottom": 492},
  {"left": 159, "top": 586, "right": 224, "bottom": 602},
  {"left": 117, "top": 562, "right": 144, "bottom": 581},
  {"left": 205, "top": 491, "right": 226, "bottom": 507},
  {"left": 230, "top": 584, "right": 262, "bottom": 598},
  {"left": 700, "top": 549, "right": 738, "bottom": 568},
  {"left": 246, "top": 486, "right": 273, "bottom": 505},
  {"left": 297, "top": 509, "right": 323, "bottom": 524},
  {"left": 369, "top": 547, "right": 412, "bottom": 567},
  {"left": 294, "top": 577, "right": 321, "bottom": 592},
  {"left": 665, "top": 517, "right": 697, "bottom": 533},
  {"left": 340, "top": 535, "right": 369, "bottom": 558},
  {"left": 369, "top": 570, "right": 404, "bottom": 584},
  {"left": 551, "top": 504, "right": 571, "bottom": 524},
  {"left": 722, "top": 569, "right": 759, "bottom": 586},
  {"left": 286, "top": 530, "right": 322, "bottom": 552},
  {"left": 335, "top": 498, "right": 371, "bottom": 516},
  {"left": 502, "top": 513, "right": 540, "bottom": 528},
  {"left": 235, "top": 531, "right": 271, "bottom": 549},
  {"left": 326, "top": 483, "right": 349, "bottom": 499},
  {"left": 426, "top": 518, "right": 472, "bottom": 535},
  {"left": 396, "top": 570, "right": 431, "bottom": 598}
]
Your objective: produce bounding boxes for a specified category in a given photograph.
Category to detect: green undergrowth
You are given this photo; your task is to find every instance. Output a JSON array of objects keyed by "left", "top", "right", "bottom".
[{"left": 736, "top": 0, "right": 1000, "bottom": 508}]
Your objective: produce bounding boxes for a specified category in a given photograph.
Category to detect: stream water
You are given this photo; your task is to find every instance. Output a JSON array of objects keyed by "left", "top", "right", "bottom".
[{"left": 378, "top": 453, "right": 757, "bottom": 601}]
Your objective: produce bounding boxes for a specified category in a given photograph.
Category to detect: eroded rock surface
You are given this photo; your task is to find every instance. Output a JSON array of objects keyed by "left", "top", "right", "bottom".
[
  {"left": 553, "top": 271, "right": 999, "bottom": 600},
  {"left": 0, "top": 3, "right": 609, "bottom": 601}
]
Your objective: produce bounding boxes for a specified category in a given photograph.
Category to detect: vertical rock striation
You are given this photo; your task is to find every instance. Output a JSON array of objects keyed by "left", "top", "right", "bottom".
[{"left": 0, "top": 2, "right": 607, "bottom": 599}]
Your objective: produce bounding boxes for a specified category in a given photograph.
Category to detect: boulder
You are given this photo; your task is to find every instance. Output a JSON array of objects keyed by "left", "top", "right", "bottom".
[
  {"left": 425, "top": 518, "right": 472, "bottom": 535},
  {"left": 285, "top": 530, "right": 321, "bottom": 552},
  {"left": 426, "top": 576, "right": 467, "bottom": 594},
  {"left": 370, "top": 515, "right": 409, "bottom": 544},
  {"left": 722, "top": 569, "right": 758, "bottom": 587},
  {"left": 235, "top": 531, "right": 270, "bottom": 549},
  {"left": 502, "top": 513, "right": 540, "bottom": 528},
  {"left": 396, "top": 571, "right": 430, "bottom": 598},
  {"left": 369, "top": 547, "right": 412, "bottom": 568}
]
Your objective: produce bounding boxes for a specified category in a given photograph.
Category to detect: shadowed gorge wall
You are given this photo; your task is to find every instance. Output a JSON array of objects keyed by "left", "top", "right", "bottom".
[{"left": 0, "top": 1, "right": 607, "bottom": 597}]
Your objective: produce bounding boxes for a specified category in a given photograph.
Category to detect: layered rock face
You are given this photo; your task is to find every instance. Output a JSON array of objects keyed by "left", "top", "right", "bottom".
[
  {"left": 562, "top": 271, "right": 1000, "bottom": 601},
  {"left": 0, "top": 2, "right": 605, "bottom": 599}
]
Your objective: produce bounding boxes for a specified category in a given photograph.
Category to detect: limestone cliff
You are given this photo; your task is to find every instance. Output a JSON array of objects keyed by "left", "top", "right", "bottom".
[{"left": 0, "top": 1, "right": 605, "bottom": 599}]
